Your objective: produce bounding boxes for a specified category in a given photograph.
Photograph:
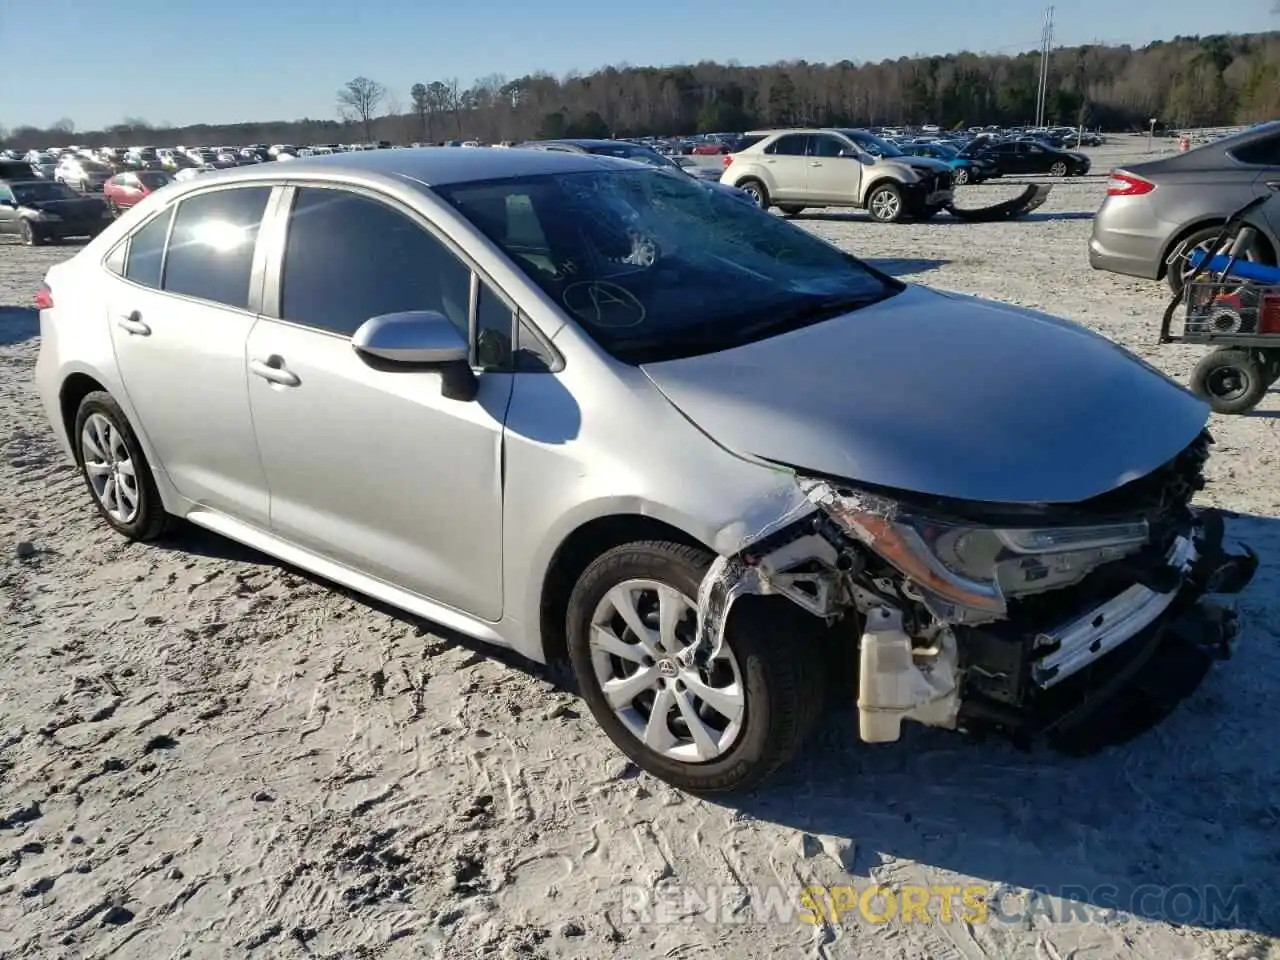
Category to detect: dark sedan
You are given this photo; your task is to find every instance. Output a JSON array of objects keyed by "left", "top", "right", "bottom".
[
  {"left": 0, "top": 178, "right": 113, "bottom": 245},
  {"left": 973, "top": 139, "right": 1090, "bottom": 177}
]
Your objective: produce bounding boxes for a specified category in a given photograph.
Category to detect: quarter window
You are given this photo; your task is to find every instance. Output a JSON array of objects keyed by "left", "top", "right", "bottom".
[
  {"left": 475, "top": 280, "right": 513, "bottom": 370},
  {"left": 162, "top": 187, "right": 271, "bottom": 310},
  {"left": 279, "top": 187, "right": 472, "bottom": 338},
  {"left": 124, "top": 208, "right": 173, "bottom": 288}
]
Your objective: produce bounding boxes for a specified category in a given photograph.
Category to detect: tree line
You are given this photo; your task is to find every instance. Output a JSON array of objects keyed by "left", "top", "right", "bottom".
[{"left": 3, "top": 32, "right": 1279, "bottom": 152}]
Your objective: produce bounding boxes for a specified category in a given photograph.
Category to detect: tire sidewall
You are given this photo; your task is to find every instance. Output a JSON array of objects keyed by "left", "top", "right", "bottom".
[
  {"left": 1191, "top": 350, "right": 1267, "bottom": 415},
  {"left": 73, "top": 392, "right": 165, "bottom": 539},
  {"left": 868, "top": 184, "right": 902, "bottom": 222},
  {"left": 738, "top": 180, "right": 768, "bottom": 209},
  {"left": 1050, "top": 161, "right": 1067, "bottom": 177},
  {"left": 20, "top": 220, "right": 35, "bottom": 246},
  {"left": 566, "top": 545, "right": 782, "bottom": 792}
]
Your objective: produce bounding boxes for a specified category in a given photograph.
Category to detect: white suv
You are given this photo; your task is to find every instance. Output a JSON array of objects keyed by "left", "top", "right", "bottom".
[{"left": 721, "top": 128, "right": 954, "bottom": 222}]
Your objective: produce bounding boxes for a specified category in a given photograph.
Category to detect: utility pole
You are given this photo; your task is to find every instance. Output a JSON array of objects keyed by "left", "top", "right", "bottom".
[{"left": 1035, "top": 5, "right": 1056, "bottom": 128}]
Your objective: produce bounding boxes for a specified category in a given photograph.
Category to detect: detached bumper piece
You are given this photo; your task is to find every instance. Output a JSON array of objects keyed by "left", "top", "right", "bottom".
[{"left": 957, "top": 509, "right": 1256, "bottom": 754}]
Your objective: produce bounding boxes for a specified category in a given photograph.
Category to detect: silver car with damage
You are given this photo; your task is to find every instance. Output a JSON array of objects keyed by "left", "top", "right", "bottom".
[{"left": 35, "top": 148, "right": 1256, "bottom": 793}]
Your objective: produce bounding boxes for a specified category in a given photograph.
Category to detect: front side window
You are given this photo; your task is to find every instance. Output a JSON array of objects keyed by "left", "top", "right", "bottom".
[
  {"left": 279, "top": 187, "right": 471, "bottom": 337},
  {"left": 809, "top": 135, "right": 847, "bottom": 158},
  {"left": 124, "top": 208, "right": 174, "bottom": 288},
  {"left": 11, "top": 181, "right": 79, "bottom": 204},
  {"left": 437, "top": 167, "right": 900, "bottom": 364},
  {"left": 162, "top": 187, "right": 271, "bottom": 309}
]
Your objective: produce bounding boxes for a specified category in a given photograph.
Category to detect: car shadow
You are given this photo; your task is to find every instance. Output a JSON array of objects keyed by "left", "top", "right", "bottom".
[
  {"left": 863, "top": 257, "right": 951, "bottom": 277},
  {"left": 0, "top": 307, "right": 38, "bottom": 345},
  {"left": 155, "top": 519, "right": 576, "bottom": 693},
  {"left": 719, "top": 509, "right": 1280, "bottom": 937}
]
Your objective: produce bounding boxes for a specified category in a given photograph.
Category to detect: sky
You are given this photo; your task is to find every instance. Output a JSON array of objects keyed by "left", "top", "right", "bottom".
[{"left": 1, "top": 0, "right": 1277, "bottom": 131}]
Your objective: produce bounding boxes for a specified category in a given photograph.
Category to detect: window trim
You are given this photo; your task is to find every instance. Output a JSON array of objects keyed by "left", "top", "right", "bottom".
[{"left": 259, "top": 181, "right": 537, "bottom": 373}]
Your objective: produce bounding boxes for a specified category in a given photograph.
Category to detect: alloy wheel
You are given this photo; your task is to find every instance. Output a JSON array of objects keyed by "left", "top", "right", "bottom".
[
  {"left": 588, "top": 579, "right": 745, "bottom": 763},
  {"left": 80, "top": 412, "right": 140, "bottom": 524},
  {"left": 870, "top": 189, "right": 901, "bottom": 222},
  {"left": 953, "top": 167, "right": 969, "bottom": 185}
]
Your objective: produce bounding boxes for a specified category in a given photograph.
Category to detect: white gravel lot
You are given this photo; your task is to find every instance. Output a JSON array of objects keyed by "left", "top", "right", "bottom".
[{"left": 1, "top": 136, "right": 1278, "bottom": 960}]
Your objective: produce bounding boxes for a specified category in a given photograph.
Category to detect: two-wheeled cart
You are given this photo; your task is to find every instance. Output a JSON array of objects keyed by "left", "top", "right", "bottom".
[{"left": 1160, "top": 195, "right": 1280, "bottom": 415}]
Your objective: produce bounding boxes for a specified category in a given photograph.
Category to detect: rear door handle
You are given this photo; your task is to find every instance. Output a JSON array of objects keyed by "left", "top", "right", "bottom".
[
  {"left": 250, "top": 357, "right": 300, "bottom": 387},
  {"left": 116, "top": 311, "right": 150, "bottom": 336}
]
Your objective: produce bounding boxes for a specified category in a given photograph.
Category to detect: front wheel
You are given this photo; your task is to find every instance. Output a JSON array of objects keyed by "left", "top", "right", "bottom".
[
  {"left": 73, "top": 391, "right": 170, "bottom": 540},
  {"left": 19, "top": 220, "right": 39, "bottom": 246},
  {"left": 1049, "top": 160, "right": 1068, "bottom": 177},
  {"left": 952, "top": 167, "right": 970, "bottom": 186},
  {"left": 866, "top": 183, "right": 906, "bottom": 223},
  {"left": 1189, "top": 348, "right": 1268, "bottom": 415},
  {"left": 566, "top": 541, "right": 825, "bottom": 794}
]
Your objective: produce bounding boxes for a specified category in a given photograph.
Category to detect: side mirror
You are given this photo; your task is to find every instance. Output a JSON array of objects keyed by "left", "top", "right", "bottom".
[{"left": 351, "top": 310, "right": 477, "bottom": 401}]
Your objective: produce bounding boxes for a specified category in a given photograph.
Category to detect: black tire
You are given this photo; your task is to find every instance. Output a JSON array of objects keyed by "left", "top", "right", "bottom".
[
  {"left": 1163, "top": 224, "right": 1273, "bottom": 295},
  {"left": 913, "top": 205, "right": 944, "bottom": 222},
  {"left": 866, "top": 183, "right": 906, "bottom": 223},
  {"left": 736, "top": 179, "right": 769, "bottom": 209},
  {"left": 1188, "top": 348, "right": 1268, "bottom": 415},
  {"left": 1049, "top": 161, "right": 1068, "bottom": 177},
  {"left": 19, "top": 220, "right": 39, "bottom": 246},
  {"left": 566, "top": 540, "right": 825, "bottom": 794},
  {"left": 952, "top": 167, "right": 970, "bottom": 186},
  {"left": 73, "top": 391, "right": 170, "bottom": 540},
  {"left": 777, "top": 204, "right": 805, "bottom": 217}
]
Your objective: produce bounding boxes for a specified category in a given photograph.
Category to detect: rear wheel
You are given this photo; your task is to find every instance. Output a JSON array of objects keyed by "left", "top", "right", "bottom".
[
  {"left": 73, "top": 391, "right": 170, "bottom": 540},
  {"left": 736, "top": 179, "right": 769, "bottom": 210},
  {"left": 1189, "top": 348, "right": 1268, "bottom": 415},
  {"left": 1164, "top": 224, "right": 1273, "bottom": 295},
  {"left": 566, "top": 541, "right": 825, "bottom": 794}
]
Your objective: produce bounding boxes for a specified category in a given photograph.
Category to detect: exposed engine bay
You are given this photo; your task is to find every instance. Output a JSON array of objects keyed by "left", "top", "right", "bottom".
[{"left": 688, "top": 431, "right": 1258, "bottom": 746}]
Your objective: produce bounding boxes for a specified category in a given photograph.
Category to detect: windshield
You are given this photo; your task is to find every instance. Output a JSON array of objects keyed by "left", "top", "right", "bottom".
[
  {"left": 12, "top": 181, "right": 79, "bottom": 203},
  {"left": 839, "top": 131, "right": 905, "bottom": 158},
  {"left": 437, "top": 168, "right": 900, "bottom": 364}
]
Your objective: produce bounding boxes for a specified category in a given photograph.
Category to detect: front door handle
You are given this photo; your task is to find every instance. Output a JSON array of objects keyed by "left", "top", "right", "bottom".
[
  {"left": 809, "top": 161, "right": 823, "bottom": 167},
  {"left": 116, "top": 311, "right": 150, "bottom": 336},
  {"left": 249, "top": 356, "right": 300, "bottom": 387}
]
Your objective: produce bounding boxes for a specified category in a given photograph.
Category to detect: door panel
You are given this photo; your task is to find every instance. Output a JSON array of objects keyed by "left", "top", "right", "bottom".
[
  {"left": 761, "top": 134, "right": 811, "bottom": 201},
  {"left": 107, "top": 190, "right": 273, "bottom": 524},
  {"left": 247, "top": 185, "right": 512, "bottom": 620},
  {"left": 246, "top": 321, "right": 511, "bottom": 618},
  {"left": 805, "top": 135, "right": 860, "bottom": 204}
]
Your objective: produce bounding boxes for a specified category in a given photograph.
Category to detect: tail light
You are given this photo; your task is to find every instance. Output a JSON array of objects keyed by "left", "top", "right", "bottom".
[
  {"left": 1106, "top": 172, "right": 1155, "bottom": 197},
  {"left": 722, "top": 154, "right": 734, "bottom": 169},
  {"left": 34, "top": 282, "right": 53, "bottom": 311}
]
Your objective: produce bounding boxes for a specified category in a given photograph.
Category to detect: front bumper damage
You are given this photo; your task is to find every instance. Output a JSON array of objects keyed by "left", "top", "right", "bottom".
[{"left": 689, "top": 446, "right": 1257, "bottom": 749}]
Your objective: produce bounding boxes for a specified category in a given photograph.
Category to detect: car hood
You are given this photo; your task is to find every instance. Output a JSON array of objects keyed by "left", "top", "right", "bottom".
[
  {"left": 891, "top": 156, "right": 951, "bottom": 175},
  {"left": 20, "top": 197, "right": 106, "bottom": 217},
  {"left": 640, "top": 285, "right": 1208, "bottom": 505}
]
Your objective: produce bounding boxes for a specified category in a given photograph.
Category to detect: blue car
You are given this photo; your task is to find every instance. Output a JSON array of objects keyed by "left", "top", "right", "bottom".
[{"left": 901, "top": 141, "right": 996, "bottom": 185}]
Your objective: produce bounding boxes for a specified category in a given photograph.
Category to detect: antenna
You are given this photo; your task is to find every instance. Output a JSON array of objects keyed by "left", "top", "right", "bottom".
[{"left": 1035, "top": 5, "right": 1056, "bottom": 128}]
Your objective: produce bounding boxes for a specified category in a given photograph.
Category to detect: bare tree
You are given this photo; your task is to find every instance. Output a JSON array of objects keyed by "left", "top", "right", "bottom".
[
  {"left": 337, "top": 76, "right": 386, "bottom": 142},
  {"left": 445, "top": 77, "right": 462, "bottom": 137},
  {"left": 51, "top": 117, "right": 75, "bottom": 134}
]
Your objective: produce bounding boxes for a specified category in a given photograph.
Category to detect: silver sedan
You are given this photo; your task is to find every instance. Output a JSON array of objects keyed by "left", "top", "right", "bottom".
[{"left": 34, "top": 149, "right": 1255, "bottom": 792}]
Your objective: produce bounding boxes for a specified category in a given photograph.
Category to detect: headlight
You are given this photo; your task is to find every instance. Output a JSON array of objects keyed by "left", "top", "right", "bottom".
[{"left": 802, "top": 479, "right": 1149, "bottom": 622}]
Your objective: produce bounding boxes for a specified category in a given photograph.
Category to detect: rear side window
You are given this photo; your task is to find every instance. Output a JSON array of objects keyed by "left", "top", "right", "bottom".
[
  {"left": 279, "top": 187, "right": 471, "bottom": 337},
  {"left": 162, "top": 186, "right": 271, "bottom": 310},
  {"left": 1231, "top": 135, "right": 1280, "bottom": 166},
  {"left": 765, "top": 135, "right": 809, "bottom": 156},
  {"left": 124, "top": 208, "right": 173, "bottom": 288}
]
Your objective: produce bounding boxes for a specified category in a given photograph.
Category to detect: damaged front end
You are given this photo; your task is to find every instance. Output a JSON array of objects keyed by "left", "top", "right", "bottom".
[{"left": 689, "top": 431, "right": 1258, "bottom": 746}]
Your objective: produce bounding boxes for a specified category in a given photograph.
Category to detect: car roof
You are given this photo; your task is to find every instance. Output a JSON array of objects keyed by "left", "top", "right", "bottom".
[{"left": 181, "top": 146, "right": 629, "bottom": 188}]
